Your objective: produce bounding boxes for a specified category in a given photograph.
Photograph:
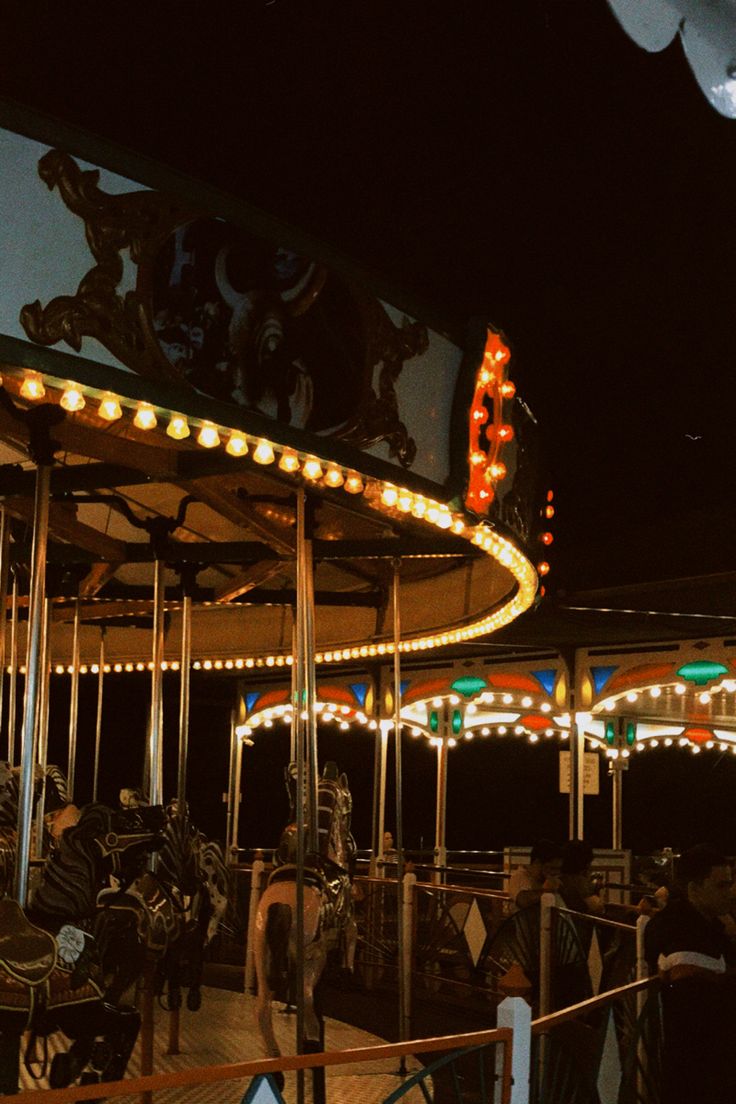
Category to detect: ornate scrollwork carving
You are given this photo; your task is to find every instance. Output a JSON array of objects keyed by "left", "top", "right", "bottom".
[{"left": 21, "top": 150, "right": 423, "bottom": 465}]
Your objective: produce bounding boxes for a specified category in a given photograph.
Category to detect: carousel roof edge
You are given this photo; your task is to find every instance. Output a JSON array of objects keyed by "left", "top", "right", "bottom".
[
  {"left": 0, "top": 100, "right": 468, "bottom": 347},
  {"left": 0, "top": 333, "right": 454, "bottom": 503}
]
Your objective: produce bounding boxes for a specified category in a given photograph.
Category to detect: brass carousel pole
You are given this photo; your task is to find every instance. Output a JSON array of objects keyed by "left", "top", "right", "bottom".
[
  {"left": 92, "top": 629, "right": 105, "bottom": 802},
  {"left": 67, "top": 598, "right": 81, "bottom": 800},
  {"left": 14, "top": 461, "right": 51, "bottom": 905},
  {"left": 177, "top": 594, "right": 192, "bottom": 812},
  {"left": 33, "top": 598, "right": 52, "bottom": 857},
  {"left": 7, "top": 567, "right": 18, "bottom": 766},
  {"left": 0, "top": 507, "right": 11, "bottom": 747},
  {"left": 392, "top": 560, "right": 409, "bottom": 1058},
  {"left": 149, "top": 559, "right": 165, "bottom": 808},
  {"left": 294, "top": 487, "right": 318, "bottom": 1102}
]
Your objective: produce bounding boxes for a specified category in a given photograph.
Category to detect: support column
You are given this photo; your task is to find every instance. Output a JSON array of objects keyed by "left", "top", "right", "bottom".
[
  {"left": 392, "top": 561, "right": 409, "bottom": 1052},
  {"left": 565, "top": 650, "right": 585, "bottom": 841},
  {"left": 67, "top": 598, "right": 80, "bottom": 799},
  {"left": 0, "top": 507, "right": 11, "bottom": 742},
  {"left": 148, "top": 560, "right": 165, "bottom": 808},
  {"left": 92, "top": 630, "right": 105, "bottom": 802},
  {"left": 434, "top": 725, "right": 449, "bottom": 882},
  {"left": 14, "top": 463, "right": 51, "bottom": 905},
  {"left": 7, "top": 569, "right": 18, "bottom": 766},
  {"left": 611, "top": 762, "right": 623, "bottom": 850},
  {"left": 177, "top": 594, "right": 192, "bottom": 810},
  {"left": 34, "top": 599, "right": 52, "bottom": 856},
  {"left": 226, "top": 707, "right": 239, "bottom": 857}
]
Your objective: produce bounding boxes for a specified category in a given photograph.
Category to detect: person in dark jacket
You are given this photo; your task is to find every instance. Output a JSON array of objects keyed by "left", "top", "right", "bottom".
[{"left": 645, "top": 844, "right": 736, "bottom": 1104}]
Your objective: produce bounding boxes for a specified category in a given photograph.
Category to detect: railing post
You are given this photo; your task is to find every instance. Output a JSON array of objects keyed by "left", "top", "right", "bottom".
[
  {"left": 245, "top": 857, "right": 265, "bottom": 994},
  {"left": 496, "top": 996, "right": 531, "bottom": 1104},
  {"left": 401, "top": 870, "right": 416, "bottom": 1041}
]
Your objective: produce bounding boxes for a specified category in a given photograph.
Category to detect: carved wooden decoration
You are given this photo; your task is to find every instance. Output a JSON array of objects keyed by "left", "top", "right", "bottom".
[{"left": 21, "top": 150, "right": 424, "bottom": 466}]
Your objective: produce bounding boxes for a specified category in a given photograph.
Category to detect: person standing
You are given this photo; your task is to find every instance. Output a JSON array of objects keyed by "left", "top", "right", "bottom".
[
  {"left": 506, "top": 839, "right": 563, "bottom": 913},
  {"left": 645, "top": 844, "right": 736, "bottom": 1104}
]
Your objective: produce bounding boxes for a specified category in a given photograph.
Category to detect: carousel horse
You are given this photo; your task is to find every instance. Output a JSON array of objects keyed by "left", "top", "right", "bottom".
[
  {"left": 0, "top": 761, "right": 70, "bottom": 895},
  {"left": 151, "top": 799, "right": 230, "bottom": 1014},
  {"left": 0, "top": 800, "right": 164, "bottom": 1094},
  {"left": 253, "top": 762, "right": 357, "bottom": 1082}
]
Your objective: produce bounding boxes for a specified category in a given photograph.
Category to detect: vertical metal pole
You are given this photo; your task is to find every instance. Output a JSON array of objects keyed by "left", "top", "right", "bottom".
[
  {"left": 34, "top": 598, "right": 51, "bottom": 856},
  {"left": 226, "top": 709, "right": 238, "bottom": 857},
  {"left": 149, "top": 560, "right": 165, "bottom": 807},
  {"left": 14, "top": 463, "right": 51, "bottom": 905},
  {"left": 392, "top": 561, "right": 409, "bottom": 1053},
  {"left": 612, "top": 765, "right": 623, "bottom": 850},
  {"left": 434, "top": 726, "right": 449, "bottom": 882},
  {"left": 299, "top": 493, "right": 318, "bottom": 855},
  {"left": 295, "top": 493, "right": 307, "bottom": 1104},
  {"left": 92, "top": 630, "right": 105, "bottom": 802},
  {"left": 7, "top": 569, "right": 18, "bottom": 766},
  {"left": 177, "top": 595, "right": 192, "bottom": 810},
  {"left": 231, "top": 735, "right": 243, "bottom": 856},
  {"left": 289, "top": 621, "right": 298, "bottom": 763},
  {"left": 67, "top": 599, "right": 80, "bottom": 800},
  {"left": 0, "top": 507, "right": 11, "bottom": 743}
]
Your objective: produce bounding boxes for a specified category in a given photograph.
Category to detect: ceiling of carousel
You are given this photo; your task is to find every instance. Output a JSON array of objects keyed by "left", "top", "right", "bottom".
[{"left": 1, "top": 2, "right": 736, "bottom": 659}]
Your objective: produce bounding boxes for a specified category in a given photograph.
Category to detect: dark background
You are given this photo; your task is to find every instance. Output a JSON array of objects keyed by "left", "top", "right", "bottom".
[{"left": 6, "top": 1, "right": 736, "bottom": 855}]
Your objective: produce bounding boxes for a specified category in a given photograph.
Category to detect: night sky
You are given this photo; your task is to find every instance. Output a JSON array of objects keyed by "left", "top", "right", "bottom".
[{"left": 7, "top": 2, "right": 736, "bottom": 856}]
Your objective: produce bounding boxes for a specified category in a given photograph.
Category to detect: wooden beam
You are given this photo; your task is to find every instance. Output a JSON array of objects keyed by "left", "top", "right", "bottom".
[
  {"left": 178, "top": 476, "right": 295, "bottom": 555},
  {"left": 3, "top": 497, "right": 128, "bottom": 561},
  {"left": 214, "top": 561, "right": 285, "bottom": 603}
]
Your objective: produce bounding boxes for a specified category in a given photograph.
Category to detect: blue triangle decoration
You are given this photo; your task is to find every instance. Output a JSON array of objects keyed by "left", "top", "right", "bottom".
[
  {"left": 349, "top": 682, "right": 369, "bottom": 707},
  {"left": 531, "top": 669, "right": 556, "bottom": 696},
  {"left": 240, "top": 1074, "right": 288, "bottom": 1104},
  {"left": 591, "top": 666, "right": 618, "bottom": 695},
  {"left": 245, "top": 691, "right": 261, "bottom": 714},
  {"left": 401, "top": 679, "right": 411, "bottom": 696}
]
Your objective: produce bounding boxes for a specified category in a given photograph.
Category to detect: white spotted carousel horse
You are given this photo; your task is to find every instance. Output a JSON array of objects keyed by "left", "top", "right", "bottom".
[{"left": 253, "top": 761, "right": 357, "bottom": 1088}]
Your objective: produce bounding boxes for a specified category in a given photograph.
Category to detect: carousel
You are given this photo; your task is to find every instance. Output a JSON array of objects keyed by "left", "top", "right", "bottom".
[{"left": 0, "top": 124, "right": 546, "bottom": 1095}]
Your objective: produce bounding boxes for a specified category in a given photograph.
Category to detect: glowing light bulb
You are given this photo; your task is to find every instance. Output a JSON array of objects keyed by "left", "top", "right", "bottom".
[
  {"left": 253, "top": 439, "right": 275, "bottom": 465},
  {"left": 489, "top": 462, "right": 507, "bottom": 480},
  {"left": 98, "top": 393, "right": 122, "bottom": 421},
  {"left": 302, "top": 456, "right": 323, "bottom": 481},
  {"left": 133, "top": 403, "right": 157, "bottom": 430},
  {"left": 226, "top": 431, "right": 248, "bottom": 457},
  {"left": 344, "top": 472, "right": 364, "bottom": 494},
  {"left": 397, "top": 490, "right": 413, "bottom": 512},
  {"left": 675, "top": 683, "right": 687, "bottom": 695},
  {"left": 500, "top": 380, "right": 516, "bottom": 398},
  {"left": 650, "top": 686, "right": 661, "bottom": 698},
  {"left": 324, "top": 464, "right": 344, "bottom": 488},
  {"left": 279, "top": 449, "right": 300, "bottom": 473},
  {"left": 545, "top": 505, "right": 555, "bottom": 519},
  {"left": 197, "top": 422, "right": 220, "bottom": 448},
  {"left": 60, "top": 383, "right": 85, "bottom": 412},
  {"left": 382, "top": 485, "right": 399, "bottom": 507},
  {"left": 20, "top": 373, "right": 45, "bottom": 401},
  {"left": 537, "top": 562, "right": 550, "bottom": 576},
  {"left": 167, "top": 414, "right": 190, "bottom": 440}
]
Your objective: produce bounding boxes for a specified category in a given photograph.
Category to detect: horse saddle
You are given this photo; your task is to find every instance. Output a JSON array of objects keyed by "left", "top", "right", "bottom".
[{"left": 0, "top": 898, "right": 56, "bottom": 985}]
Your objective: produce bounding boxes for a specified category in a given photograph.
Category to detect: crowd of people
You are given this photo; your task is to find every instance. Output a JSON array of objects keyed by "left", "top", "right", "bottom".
[{"left": 508, "top": 838, "right": 736, "bottom": 1104}]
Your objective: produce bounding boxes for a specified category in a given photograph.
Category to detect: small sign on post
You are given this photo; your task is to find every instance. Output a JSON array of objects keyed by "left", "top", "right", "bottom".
[{"left": 559, "top": 750, "right": 600, "bottom": 794}]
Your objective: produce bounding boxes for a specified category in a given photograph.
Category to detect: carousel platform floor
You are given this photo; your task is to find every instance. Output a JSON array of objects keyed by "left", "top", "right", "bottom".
[{"left": 20, "top": 987, "right": 427, "bottom": 1103}]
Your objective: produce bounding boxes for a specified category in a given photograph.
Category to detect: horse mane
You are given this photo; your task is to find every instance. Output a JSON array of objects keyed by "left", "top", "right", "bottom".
[
  {"left": 156, "top": 805, "right": 201, "bottom": 896},
  {"left": 31, "top": 803, "right": 115, "bottom": 921}
]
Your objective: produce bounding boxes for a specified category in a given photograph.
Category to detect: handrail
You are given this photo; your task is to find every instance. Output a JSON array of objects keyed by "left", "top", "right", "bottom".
[
  {"left": 355, "top": 874, "right": 509, "bottom": 900},
  {"left": 12, "top": 1025, "right": 514, "bottom": 1103},
  {"left": 532, "top": 976, "right": 658, "bottom": 1036},
  {"left": 555, "top": 905, "right": 637, "bottom": 934}
]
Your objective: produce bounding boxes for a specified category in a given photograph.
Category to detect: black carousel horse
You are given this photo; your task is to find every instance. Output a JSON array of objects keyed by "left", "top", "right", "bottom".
[
  {"left": 0, "top": 800, "right": 164, "bottom": 1095},
  {"left": 0, "top": 760, "right": 70, "bottom": 896},
  {"left": 110, "top": 795, "right": 230, "bottom": 1015},
  {"left": 253, "top": 761, "right": 357, "bottom": 1094}
]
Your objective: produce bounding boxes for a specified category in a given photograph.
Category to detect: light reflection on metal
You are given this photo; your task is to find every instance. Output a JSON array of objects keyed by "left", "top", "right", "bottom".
[
  {"left": 92, "top": 630, "right": 105, "bottom": 802},
  {"left": 67, "top": 599, "right": 80, "bottom": 799},
  {"left": 14, "top": 463, "right": 51, "bottom": 905}
]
